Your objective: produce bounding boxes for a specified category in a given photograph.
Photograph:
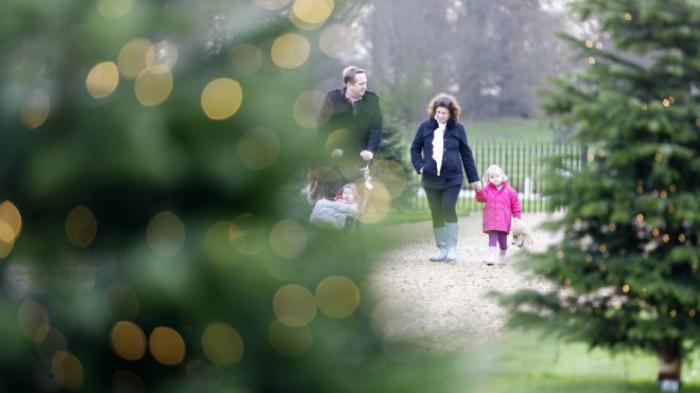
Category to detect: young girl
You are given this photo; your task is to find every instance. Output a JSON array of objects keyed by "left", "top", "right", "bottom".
[
  {"left": 309, "top": 183, "right": 360, "bottom": 230},
  {"left": 476, "top": 165, "right": 522, "bottom": 265},
  {"left": 335, "top": 182, "right": 360, "bottom": 207}
]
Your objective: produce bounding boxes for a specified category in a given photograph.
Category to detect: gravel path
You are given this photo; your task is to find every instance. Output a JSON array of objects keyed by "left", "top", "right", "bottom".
[
  {"left": 368, "top": 213, "right": 558, "bottom": 352},
  {"left": 3, "top": 212, "right": 559, "bottom": 355}
]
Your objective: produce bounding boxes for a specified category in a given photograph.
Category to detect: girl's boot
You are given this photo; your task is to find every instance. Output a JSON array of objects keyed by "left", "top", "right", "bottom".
[
  {"left": 483, "top": 246, "right": 498, "bottom": 266},
  {"left": 498, "top": 249, "right": 508, "bottom": 266}
]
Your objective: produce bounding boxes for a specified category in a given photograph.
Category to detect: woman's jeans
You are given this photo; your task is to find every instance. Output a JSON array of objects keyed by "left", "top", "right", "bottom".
[{"left": 424, "top": 186, "right": 461, "bottom": 228}]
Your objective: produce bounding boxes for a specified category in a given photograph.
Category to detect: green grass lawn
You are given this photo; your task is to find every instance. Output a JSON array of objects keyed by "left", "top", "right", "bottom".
[
  {"left": 382, "top": 205, "right": 475, "bottom": 225},
  {"left": 465, "top": 118, "right": 556, "bottom": 143},
  {"left": 456, "top": 333, "right": 700, "bottom": 392}
]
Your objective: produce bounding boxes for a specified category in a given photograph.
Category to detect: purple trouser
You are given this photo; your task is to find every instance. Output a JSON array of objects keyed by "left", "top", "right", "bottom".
[{"left": 488, "top": 230, "right": 508, "bottom": 251}]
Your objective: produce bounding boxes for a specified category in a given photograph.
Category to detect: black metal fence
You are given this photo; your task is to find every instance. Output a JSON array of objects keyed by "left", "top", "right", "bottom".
[{"left": 409, "top": 142, "right": 585, "bottom": 214}]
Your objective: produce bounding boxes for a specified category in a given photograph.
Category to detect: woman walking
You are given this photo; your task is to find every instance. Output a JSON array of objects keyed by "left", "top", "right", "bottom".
[{"left": 410, "top": 94, "right": 481, "bottom": 262}]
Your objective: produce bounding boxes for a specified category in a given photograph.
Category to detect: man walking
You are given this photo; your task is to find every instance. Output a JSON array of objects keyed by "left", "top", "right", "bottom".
[
  {"left": 309, "top": 66, "right": 383, "bottom": 203},
  {"left": 318, "top": 66, "right": 383, "bottom": 168}
]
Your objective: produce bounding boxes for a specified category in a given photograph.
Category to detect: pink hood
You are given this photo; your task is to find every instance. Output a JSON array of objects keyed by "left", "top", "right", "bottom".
[{"left": 475, "top": 180, "right": 522, "bottom": 233}]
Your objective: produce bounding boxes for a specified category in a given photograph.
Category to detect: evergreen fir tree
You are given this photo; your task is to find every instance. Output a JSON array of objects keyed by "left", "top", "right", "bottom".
[
  {"left": 502, "top": 1, "right": 700, "bottom": 390},
  {"left": 374, "top": 115, "right": 413, "bottom": 210}
]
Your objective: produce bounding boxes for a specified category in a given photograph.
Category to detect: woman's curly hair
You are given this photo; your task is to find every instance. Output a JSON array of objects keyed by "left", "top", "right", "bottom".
[{"left": 427, "top": 93, "right": 461, "bottom": 121}]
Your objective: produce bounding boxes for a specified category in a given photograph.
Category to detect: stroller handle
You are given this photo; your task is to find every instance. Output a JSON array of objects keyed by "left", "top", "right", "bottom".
[{"left": 359, "top": 161, "right": 374, "bottom": 190}]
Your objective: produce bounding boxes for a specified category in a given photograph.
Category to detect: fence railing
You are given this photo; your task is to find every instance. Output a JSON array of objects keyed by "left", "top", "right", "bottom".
[{"left": 408, "top": 142, "right": 584, "bottom": 214}]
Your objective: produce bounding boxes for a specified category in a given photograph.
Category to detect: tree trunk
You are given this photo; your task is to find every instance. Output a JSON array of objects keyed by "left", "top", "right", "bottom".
[{"left": 657, "top": 340, "right": 682, "bottom": 392}]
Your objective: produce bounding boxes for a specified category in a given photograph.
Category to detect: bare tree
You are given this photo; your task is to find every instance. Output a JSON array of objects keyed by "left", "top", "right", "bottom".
[{"left": 353, "top": 0, "right": 574, "bottom": 123}]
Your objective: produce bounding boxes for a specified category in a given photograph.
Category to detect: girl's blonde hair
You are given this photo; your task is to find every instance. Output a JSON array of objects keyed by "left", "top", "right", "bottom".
[{"left": 482, "top": 164, "right": 508, "bottom": 184}]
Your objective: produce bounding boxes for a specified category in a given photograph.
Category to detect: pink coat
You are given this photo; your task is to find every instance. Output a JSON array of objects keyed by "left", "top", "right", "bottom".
[{"left": 475, "top": 180, "right": 522, "bottom": 234}]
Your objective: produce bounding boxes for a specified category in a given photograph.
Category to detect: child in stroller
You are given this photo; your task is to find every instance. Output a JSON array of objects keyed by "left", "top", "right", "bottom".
[{"left": 309, "top": 182, "right": 362, "bottom": 230}]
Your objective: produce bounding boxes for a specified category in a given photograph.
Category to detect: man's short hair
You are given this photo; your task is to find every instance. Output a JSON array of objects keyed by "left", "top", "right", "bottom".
[{"left": 343, "top": 66, "right": 366, "bottom": 85}]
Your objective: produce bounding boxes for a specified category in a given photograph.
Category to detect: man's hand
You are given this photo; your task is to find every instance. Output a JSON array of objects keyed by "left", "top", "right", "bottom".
[
  {"left": 472, "top": 181, "right": 483, "bottom": 191},
  {"left": 331, "top": 148, "right": 344, "bottom": 159},
  {"left": 360, "top": 150, "right": 374, "bottom": 161}
]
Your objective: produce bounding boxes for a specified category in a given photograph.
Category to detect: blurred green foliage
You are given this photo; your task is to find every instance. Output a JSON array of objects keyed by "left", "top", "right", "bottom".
[{"left": 0, "top": 1, "right": 459, "bottom": 391}]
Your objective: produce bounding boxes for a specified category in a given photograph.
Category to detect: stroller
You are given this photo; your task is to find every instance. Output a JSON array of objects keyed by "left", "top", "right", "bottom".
[{"left": 308, "top": 164, "right": 373, "bottom": 231}]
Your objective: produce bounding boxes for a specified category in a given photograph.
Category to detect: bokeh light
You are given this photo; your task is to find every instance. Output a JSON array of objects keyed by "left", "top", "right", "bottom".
[
  {"left": 86, "top": 61, "right": 120, "bottom": 99},
  {"left": 96, "top": 0, "right": 134, "bottom": 18},
  {"left": 337, "top": 158, "right": 361, "bottom": 180},
  {"left": 370, "top": 160, "right": 407, "bottom": 199},
  {"left": 0, "top": 220, "right": 14, "bottom": 258},
  {"left": 112, "top": 369, "right": 146, "bottom": 393},
  {"left": 273, "top": 284, "right": 317, "bottom": 327},
  {"left": 291, "top": 0, "right": 334, "bottom": 28},
  {"left": 118, "top": 38, "right": 153, "bottom": 79},
  {"left": 319, "top": 23, "right": 353, "bottom": 59},
  {"left": 65, "top": 206, "right": 98, "bottom": 248},
  {"left": 146, "top": 211, "right": 186, "bottom": 257},
  {"left": 255, "top": 0, "right": 291, "bottom": 10},
  {"left": 324, "top": 128, "right": 350, "bottom": 156},
  {"left": 293, "top": 90, "right": 326, "bottom": 129},
  {"left": 145, "top": 40, "right": 178, "bottom": 73},
  {"left": 203, "top": 221, "right": 238, "bottom": 265},
  {"left": 0, "top": 200, "right": 22, "bottom": 258},
  {"left": 268, "top": 320, "right": 312, "bottom": 357},
  {"left": 20, "top": 89, "right": 50, "bottom": 130},
  {"left": 149, "top": 326, "right": 186, "bottom": 366},
  {"left": 51, "top": 351, "right": 84, "bottom": 390},
  {"left": 201, "top": 78, "right": 243, "bottom": 120},
  {"left": 315, "top": 276, "right": 360, "bottom": 319},
  {"left": 110, "top": 321, "right": 147, "bottom": 361},
  {"left": 201, "top": 323, "right": 244, "bottom": 366},
  {"left": 228, "top": 44, "right": 263, "bottom": 78},
  {"left": 229, "top": 214, "right": 264, "bottom": 255},
  {"left": 357, "top": 180, "right": 392, "bottom": 224},
  {"left": 103, "top": 281, "right": 140, "bottom": 321},
  {"left": 17, "top": 299, "right": 50, "bottom": 343},
  {"left": 269, "top": 220, "right": 308, "bottom": 259},
  {"left": 0, "top": 200, "right": 22, "bottom": 241},
  {"left": 238, "top": 128, "right": 280, "bottom": 170},
  {"left": 271, "top": 33, "right": 310, "bottom": 69},
  {"left": 134, "top": 69, "right": 173, "bottom": 106}
]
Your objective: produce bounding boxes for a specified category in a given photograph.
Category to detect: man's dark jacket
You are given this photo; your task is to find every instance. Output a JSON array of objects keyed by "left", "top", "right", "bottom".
[{"left": 318, "top": 89, "right": 383, "bottom": 159}]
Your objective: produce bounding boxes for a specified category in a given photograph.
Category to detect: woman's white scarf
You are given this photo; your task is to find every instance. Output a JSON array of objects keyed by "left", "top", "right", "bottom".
[{"left": 432, "top": 122, "right": 446, "bottom": 175}]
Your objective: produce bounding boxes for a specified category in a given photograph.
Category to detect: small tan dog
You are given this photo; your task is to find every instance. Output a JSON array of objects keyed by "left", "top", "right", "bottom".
[{"left": 511, "top": 218, "right": 534, "bottom": 249}]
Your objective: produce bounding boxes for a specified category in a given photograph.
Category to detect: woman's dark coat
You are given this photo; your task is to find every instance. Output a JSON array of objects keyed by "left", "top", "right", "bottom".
[{"left": 410, "top": 119, "right": 479, "bottom": 189}]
